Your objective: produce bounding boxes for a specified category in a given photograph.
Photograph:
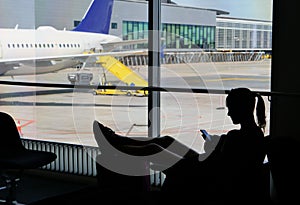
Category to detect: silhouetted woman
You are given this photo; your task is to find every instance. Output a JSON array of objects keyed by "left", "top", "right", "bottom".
[{"left": 93, "top": 87, "right": 267, "bottom": 204}]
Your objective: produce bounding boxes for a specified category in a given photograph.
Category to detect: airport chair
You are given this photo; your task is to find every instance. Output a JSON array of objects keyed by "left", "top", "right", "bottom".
[
  {"left": 0, "top": 112, "right": 57, "bottom": 205},
  {"left": 92, "top": 121, "right": 151, "bottom": 192}
]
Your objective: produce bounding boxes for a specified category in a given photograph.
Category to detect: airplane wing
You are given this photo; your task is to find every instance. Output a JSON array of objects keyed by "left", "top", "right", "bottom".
[
  {"left": 0, "top": 49, "right": 147, "bottom": 75},
  {"left": 0, "top": 49, "right": 148, "bottom": 64}
]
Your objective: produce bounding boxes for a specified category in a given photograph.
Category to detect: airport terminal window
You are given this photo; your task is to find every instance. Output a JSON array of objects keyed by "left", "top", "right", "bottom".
[
  {"left": 0, "top": 0, "right": 272, "bottom": 149},
  {"left": 216, "top": 18, "right": 272, "bottom": 50},
  {"left": 123, "top": 20, "right": 215, "bottom": 49},
  {"left": 111, "top": 22, "right": 117, "bottom": 29},
  {"left": 74, "top": 20, "right": 80, "bottom": 27}
]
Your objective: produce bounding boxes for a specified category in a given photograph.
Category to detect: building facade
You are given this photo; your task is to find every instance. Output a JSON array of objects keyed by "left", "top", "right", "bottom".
[
  {"left": 216, "top": 17, "right": 272, "bottom": 52},
  {"left": 109, "top": 0, "right": 220, "bottom": 50},
  {"left": 0, "top": 0, "right": 272, "bottom": 52}
]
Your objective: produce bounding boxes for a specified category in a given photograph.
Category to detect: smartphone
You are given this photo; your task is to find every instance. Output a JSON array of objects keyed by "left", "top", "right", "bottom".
[{"left": 200, "top": 129, "right": 211, "bottom": 141}]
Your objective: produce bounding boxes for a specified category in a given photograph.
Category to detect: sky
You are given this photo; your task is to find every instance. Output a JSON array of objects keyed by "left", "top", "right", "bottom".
[{"left": 173, "top": 0, "right": 273, "bottom": 21}]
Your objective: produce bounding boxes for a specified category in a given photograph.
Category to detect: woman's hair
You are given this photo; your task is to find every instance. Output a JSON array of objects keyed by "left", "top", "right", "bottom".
[{"left": 226, "top": 87, "right": 266, "bottom": 130}]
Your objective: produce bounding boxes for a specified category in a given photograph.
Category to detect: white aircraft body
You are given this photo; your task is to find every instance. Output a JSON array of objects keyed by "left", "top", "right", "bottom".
[{"left": 0, "top": 0, "right": 145, "bottom": 76}]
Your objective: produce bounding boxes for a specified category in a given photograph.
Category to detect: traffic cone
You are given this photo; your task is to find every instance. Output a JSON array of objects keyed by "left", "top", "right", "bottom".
[{"left": 16, "top": 120, "right": 23, "bottom": 136}]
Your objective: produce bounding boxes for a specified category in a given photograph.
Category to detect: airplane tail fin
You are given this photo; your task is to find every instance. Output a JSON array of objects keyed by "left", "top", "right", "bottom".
[{"left": 73, "top": 0, "right": 114, "bottom": 34}]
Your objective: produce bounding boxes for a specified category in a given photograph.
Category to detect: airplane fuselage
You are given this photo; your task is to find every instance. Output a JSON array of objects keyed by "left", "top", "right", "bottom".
[{"left": 0, "top": 26, "right": 122, "bottom": 76}]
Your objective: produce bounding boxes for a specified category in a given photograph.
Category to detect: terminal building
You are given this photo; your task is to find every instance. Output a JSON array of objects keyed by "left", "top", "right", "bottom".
[
  {"left": 216, "top": 16, "right": 272, "bottom": 52},
  {"left": 0, "top": 0, "right": 272, "bottom": 52}
]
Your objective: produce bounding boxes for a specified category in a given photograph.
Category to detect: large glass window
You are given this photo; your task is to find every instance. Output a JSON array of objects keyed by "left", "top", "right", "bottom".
[
  {"left": 123, "top": 21, "right": 216, "bottom": 49},
  {"left": 0, "top": 0, "right": 272, "bottom": 151}
]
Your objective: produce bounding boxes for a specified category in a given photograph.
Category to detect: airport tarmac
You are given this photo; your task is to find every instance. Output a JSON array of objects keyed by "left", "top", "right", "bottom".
[{"left": 0, "top": 60, "right": 271, "bottom": 152}]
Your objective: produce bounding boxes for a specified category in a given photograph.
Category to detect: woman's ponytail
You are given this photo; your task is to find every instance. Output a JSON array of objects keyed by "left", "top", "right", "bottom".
[{"left": 255, "top": 93, "right": 266, "bottom": 131}]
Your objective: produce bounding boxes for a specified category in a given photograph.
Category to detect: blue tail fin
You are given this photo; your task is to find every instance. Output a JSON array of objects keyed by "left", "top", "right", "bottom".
[{"left": 73, "top": 0, "right": 114, "bottom": 34}]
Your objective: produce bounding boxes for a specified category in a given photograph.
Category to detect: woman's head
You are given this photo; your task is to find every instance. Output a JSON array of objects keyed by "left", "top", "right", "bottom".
[{"left": 226, "top": 87, "right": 266, "bottom": 130}]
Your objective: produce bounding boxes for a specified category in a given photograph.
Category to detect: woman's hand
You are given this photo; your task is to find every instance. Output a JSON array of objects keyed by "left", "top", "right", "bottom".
[
  {"left": 203, "top": 134, "right": 221, "bottom": 153},
  {"left": 198, "top": 134, "right": 221, "bottom": 161}
]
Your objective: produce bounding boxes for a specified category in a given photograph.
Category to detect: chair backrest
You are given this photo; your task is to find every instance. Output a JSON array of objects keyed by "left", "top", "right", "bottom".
[{"left": 0, "top": 112, "right": 25, "bottom": 151}]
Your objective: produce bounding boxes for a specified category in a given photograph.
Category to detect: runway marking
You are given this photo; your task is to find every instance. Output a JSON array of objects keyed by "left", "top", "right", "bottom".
[
  {"left": 206, "top": 77, "right": 269, "bottom": 82},
  {"left": 16, "top": 118, "right": 35, "bottom": 128}
]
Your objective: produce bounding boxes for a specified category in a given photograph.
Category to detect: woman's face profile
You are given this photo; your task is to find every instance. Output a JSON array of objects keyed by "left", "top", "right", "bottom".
[{"left": 227, "top": 105, "right": 241, "bottom": 125}]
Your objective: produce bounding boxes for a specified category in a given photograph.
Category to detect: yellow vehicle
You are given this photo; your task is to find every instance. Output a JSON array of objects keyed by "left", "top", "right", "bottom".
[
  {"left": 95, "top": 56, "right": 148, "bottom": 95},
  {"left": 92, "top": 88, "right": 145, "bottom": 96},
  {"left": 92, "top": 55, "right": 148, "bottom": 97},
  {"left": 92, "top": 82, "right": 147, "bottom": 96}
]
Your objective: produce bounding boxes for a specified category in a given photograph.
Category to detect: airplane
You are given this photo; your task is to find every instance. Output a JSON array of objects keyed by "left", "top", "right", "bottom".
[{"left": 0, "top": 0, "right": 146, "bottom": 77}]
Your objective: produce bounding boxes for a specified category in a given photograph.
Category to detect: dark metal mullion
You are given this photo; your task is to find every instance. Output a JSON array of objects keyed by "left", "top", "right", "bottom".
[{"left": 148, "top": 0, "right": 161, "bottom": 138}]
